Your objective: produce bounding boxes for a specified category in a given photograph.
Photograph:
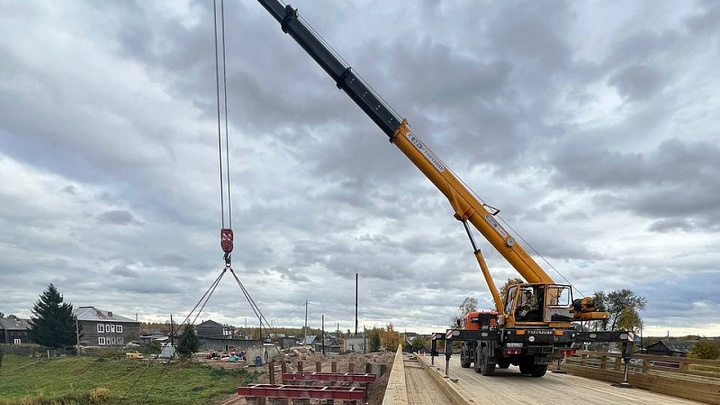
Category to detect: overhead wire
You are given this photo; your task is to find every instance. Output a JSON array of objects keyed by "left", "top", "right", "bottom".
[{"left": 270, "top": 302, "right": 307, "bottom": 324}]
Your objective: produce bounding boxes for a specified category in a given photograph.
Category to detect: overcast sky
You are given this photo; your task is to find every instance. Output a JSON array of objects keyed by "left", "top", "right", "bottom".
[{"left": 1, "top": 0, "right": 718, "bottom": 337}]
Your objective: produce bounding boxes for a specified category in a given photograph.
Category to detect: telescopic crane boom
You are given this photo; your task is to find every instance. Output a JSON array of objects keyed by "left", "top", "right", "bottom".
[{"left": 257, "top": 0, "right": 559, "bottom": 309}]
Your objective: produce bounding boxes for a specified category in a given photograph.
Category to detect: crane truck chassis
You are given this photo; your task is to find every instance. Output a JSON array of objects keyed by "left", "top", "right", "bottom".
[
  {"left": 254, "top": 0, "right": 635, "bottom": 378},
  {"left": 432, "top": 311, "right": 634, "bottom": 377}
]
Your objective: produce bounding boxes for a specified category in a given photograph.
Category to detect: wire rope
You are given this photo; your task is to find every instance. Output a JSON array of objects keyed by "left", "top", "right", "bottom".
[
  {"left": 213, "top": 0, "right": 225, "bottom": 229},
  {"left": 220, "top": 0, "right": 232, "bottom": 229}
]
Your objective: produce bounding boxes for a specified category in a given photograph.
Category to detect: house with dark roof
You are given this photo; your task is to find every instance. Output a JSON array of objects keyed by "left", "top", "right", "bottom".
[
  {"left": 0, "top": 315, "right": 32, "bottom": 344},
  {"left": 196, "top": 320, "right": 227, "bottom": 339},
  {"left": 645, "top": 340, "right": 698, "bottom": 357},
  {"left": 74, "top": 306, "right": 140, "bottom": 348}
]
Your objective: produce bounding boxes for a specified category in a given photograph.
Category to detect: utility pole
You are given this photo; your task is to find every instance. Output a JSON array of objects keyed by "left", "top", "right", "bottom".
[
  {"left": 355, "top": 273, "right": 358, "bottom": 336},
  {"left": 321, "top": 314, "right": 325, "bottom": 355},
  {"left": 75, "top": 317, "right": 80, "bottom": 356},
  {"left": 363, "top": 325, "right": 367, "bottom": 354},
  {"left": 170, "top": 314, "right": 175, "bottom": 346},
  {"left": 304, "top": 300, "right": 308, "bottom": 345}
]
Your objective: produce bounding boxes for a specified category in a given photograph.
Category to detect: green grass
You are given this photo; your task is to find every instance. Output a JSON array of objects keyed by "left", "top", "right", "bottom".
[{"left": 0, "top": 355, "right": 260, "bottom": 405}]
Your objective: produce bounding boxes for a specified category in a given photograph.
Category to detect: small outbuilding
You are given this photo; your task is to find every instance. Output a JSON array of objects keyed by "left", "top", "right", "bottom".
[{"left": 645, "top": 340, "right": 697, "bottom": 357}]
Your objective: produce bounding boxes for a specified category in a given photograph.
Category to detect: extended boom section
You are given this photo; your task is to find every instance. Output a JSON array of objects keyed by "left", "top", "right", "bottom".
[{"left": 258, "top": 0, "right": 552, "bottom": 286}]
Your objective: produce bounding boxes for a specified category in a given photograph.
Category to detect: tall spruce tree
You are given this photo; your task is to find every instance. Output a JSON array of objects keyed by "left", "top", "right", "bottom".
[
  {"left": 176, "top": 325, "right": 200, "bottom": 359},
  {"left": 28, "top": 284, "right": 77, "bottom": 348}
]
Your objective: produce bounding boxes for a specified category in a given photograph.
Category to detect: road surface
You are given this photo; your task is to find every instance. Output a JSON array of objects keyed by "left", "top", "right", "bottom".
[{"left": 412, "top": 355, "right": 705, "bottom": 405}]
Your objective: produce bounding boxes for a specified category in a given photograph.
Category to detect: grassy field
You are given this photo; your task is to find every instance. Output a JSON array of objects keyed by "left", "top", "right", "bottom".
[{"left": 0, "top": 354, "right": 260, "bottom": 405}]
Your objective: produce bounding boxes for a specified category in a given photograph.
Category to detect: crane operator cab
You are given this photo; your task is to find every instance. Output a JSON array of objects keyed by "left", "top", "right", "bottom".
[
  {"left": 505, "top": 283, "right": 577, "bottom": 324},
  {"left": 517, "top": 286, "right": 543, "bottom": 322}
]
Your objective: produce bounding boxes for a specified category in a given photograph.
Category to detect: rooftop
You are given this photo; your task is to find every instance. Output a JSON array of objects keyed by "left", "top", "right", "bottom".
[
  {"left": 0, "top": 315, "right": 31, "bottom": 330},
  {"left": 74, "top": 306, "right": 137, "bottom": 323}
]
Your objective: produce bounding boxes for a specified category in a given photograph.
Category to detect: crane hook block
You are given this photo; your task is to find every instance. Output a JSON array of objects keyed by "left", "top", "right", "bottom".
[{"left": 220, "top": 229, "right": 234, "bottom": 253}]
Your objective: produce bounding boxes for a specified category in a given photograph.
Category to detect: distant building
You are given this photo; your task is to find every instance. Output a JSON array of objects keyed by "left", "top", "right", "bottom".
[
  {"left": 404, "top": 337, "right": 430, "bottom": 354},
  {"left": 315, "top": 338, "right": 340, "bottom": 355},
  {"left": 279, "top": 336, "right": 300, "bottom": 349},
  {"left": 196, "top": 320, "right": 228, "bottom": 339},
  {"left": 344, "top": 336, "right": 365, "bottom": 353},
  {"left": 645, "top": 340, "right": 698, "bottom": 357},
  {"left": 0, "top": 315, "right": 32, "bottom": 344},
  {"left": 74, "top": 306, "right": 141, "bottom": 348},
  {"left": 193, "top": 319, "right": 263, "bottom": 352}
]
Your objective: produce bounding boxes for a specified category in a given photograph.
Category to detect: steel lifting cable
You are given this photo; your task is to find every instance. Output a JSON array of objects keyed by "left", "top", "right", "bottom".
[
  {"left": 124, "top": 268, "right": 228, "bottom": 402},
  {"left": 214, "top": 0, "right": 234, "bottom": 266},
  {"left": 138, "top": 272, "right": 226, "bottom": 405},
  {"left": 228, "top": 267, "right": 276, "bottom": 335}
]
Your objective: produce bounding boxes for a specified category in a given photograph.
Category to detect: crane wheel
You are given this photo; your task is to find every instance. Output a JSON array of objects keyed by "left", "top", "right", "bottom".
[
  {"left": 519, "top": 357, "right": 533, "bottom": 374},
  {"left": 478, "top": 346, "right": 496, "bottom": 376},
  {"left": 531, "top": 365, "right": 548, "bottom": 377},
  {"left": 460, "top": 350, "right": 472, "bottom": 368}
]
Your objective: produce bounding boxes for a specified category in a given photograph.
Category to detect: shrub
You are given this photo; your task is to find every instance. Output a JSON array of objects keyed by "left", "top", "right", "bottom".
[
  {"left": 88, "top": 387, "right": 109, "bottom": 404},
  {"left": 688, "top": 341, "right": 720, "bottom": 360},
  {"left": 140, "top": 340, "right": 162, "bottom": 356}
]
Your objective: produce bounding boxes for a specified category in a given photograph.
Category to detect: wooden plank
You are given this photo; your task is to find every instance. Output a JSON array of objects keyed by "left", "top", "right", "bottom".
[{"left": 562, "top": 364, "right": 720, "bottom": 404}]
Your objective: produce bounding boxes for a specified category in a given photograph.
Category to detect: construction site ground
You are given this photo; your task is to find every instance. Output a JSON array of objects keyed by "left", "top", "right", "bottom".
[{"left": 215, "top": 347, "right": 394, "bottom": 405}]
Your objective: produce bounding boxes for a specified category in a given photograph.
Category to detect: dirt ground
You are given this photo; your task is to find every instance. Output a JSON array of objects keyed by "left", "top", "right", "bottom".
[{"left": 214, "top": 347, "right": 395, "bottom": 405}]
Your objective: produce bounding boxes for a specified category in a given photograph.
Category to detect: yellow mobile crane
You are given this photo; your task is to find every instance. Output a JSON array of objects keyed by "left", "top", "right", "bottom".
[{"left": 255, "top": 0, "right": 633, "bottom": 377}]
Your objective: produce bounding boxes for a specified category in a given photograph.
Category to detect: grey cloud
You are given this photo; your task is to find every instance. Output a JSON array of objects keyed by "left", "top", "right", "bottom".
[
  {"left": 115, "top": 278, "right": 182, "bottom": 295},
  {"left": 551, "top": 138, "right": 720, "bottom": 189},
  {"left": 596, "top": 182, "right": 720, "bottom": 231},
  {"left": 648, "top": 218, "right": 694, "bottom": 233},
  {"left": 608, "top": 65, "right": 665, "bottom": 101},
  {"left": 96, "top": 210, "right": 141, "bottom": 226},
  {"left": 607, "top": 30, "right": 679, "bottom": 68},
  {"left": 685, "top": 2, "right": 720, "bottom": 35},
  {"left": 110, "top": 265, "right": 140, "bottom": 278},
  {"left": 62, "top": 185, "right": 77, "bottom": 195},
  {"left": 271, "top": 267, "right": 312, "bottom": 283},
  {"left": 488, "top": 1, "right": 573, "bottom": 70}
]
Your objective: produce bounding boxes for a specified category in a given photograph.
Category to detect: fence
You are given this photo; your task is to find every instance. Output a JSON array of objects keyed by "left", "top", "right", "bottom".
[
  {"left": 0, "top": 343, "right": 75, "bottom": 358},
  {"left": 563, "top": 350, "right": 720, "bottom": 404}
]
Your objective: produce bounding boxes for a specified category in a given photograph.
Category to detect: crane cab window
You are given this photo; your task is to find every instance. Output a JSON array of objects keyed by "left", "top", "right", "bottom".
[
  {"left": 505, "top": 285, "right": 518, "bottom": 315},
  {"left": 544, "top": 285, "right": 573, "bottom": 322},
  {"left": 546, "top": 285, "right": 572, "bottom": 307},
  {"left": 516, "top": 286, "right": 543, "bottom": 322}
]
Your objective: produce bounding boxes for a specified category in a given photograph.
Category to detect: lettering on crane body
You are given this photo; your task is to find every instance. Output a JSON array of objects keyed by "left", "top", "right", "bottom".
[
  {"left": 485, "top": 214, "right": 508, "bottom": 238},
  {"left": 405, "top": 132, "right": 445, "bottom": 172}
]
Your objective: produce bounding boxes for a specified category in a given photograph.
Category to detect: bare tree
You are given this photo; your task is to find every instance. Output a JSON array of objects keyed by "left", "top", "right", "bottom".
[{"left": 450, "top": 297, "right": 478, "bottom": 327}]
